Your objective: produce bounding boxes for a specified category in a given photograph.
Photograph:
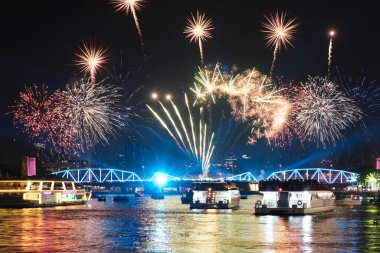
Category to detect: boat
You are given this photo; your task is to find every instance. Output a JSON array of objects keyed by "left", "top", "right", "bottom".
[
  {"left": 97, "top": 196, "right": 106, "bottom": 202},
  {"left": 151, "top": 192, "right": 164, "bottom": 200},
  {"left": 181, "top": 190, "right": 193, "bottom": 204},
  {"left": 255, "top": 190, "right": 335, "bottom": 215},
  {"left": 135, "top": 192, "right": 143, "bottom": 197},
  {"left": 190, "top": 182, "right": 240, "bottom": 209},
  {"left": 113, "top": 196, "right": 129, "bottom": 202},
  {"left": 0, "top": 179, "right": 91, "bottom": 208},
  {"left": 334, "top": 193, "right": 362, "bottom": 206}
]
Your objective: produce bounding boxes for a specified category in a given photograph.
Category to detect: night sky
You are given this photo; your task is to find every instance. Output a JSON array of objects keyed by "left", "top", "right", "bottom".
[{"left": 1, "top": 0, "right": 380, "bottom": 176}]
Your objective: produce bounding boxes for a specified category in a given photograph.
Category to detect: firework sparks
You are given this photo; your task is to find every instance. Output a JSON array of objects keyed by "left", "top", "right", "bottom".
[
  {"left": 147, "top": 93, "right": 214, "bottom": 176},
  {"left": 53, "top": 78, "right": 125, "bottom": 152},
  {"left": 11, "top": 84, "right": 54, "bottom": 138},
  {"left": 191, "top": 64, "right": 221, "bottom": 104},
  {"left": 75, "top": 42, "right": 108, "bottom": 84},
  {"left": 336, "top": 70, "right": 380, "bottom": 120},
  {"left": 184, "top": 11, "right": 214, "bottom": 65},
  {"left": 11, "top": 85, "right": 77, "bottom": 153},
  {"left": 190, "top": 64, "right": 293, "bottom": 146},
  {"left": 111, "top": 0, "right": 145, "bottom": 47},
  {"left": 327, "top": 30, "right": 335, "bottom": 79},
  {"left": 261, "top": 11, "right": 299, "bottom": 75},
  {"left": 294, "top": 76, "right": 362, "bottom": 147},
  {"left": 365, "top": 172, "right": 378, "bottom": 187}
]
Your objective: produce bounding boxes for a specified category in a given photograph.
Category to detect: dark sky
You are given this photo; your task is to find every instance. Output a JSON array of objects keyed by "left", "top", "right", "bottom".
[{"left": 1, "top": 0, "right": 380, "bottom": 174}]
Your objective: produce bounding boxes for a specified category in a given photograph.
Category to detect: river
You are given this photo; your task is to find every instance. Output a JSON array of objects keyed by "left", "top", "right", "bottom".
[{"left": 0, "top": 195, "right": 379, "bottom": 252}]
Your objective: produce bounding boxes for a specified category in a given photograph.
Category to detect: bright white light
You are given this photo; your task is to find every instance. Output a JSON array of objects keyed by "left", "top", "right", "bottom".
[
  {"left": 155, "top": 174, "right": 167, "bottom": 185},
  {"left": 165, "top": 94, "right": 172, "bottom": 100}
]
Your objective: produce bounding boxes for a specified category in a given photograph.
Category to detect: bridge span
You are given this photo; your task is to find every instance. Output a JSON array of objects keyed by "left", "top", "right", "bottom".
[{"left": 51, "top": 168, "right": 359, "bottom": 184}]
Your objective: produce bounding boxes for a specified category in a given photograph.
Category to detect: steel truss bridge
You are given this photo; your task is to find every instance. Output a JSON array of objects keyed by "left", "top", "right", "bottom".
[
  {"left": 51, "top": 169, "right": 257, "bottom": 183},
  {"left": 266, "top": 168, "right": 359, "bottom": 184},
  {"left": 51, "top": 168, "right": 358, "bottom": 184},
  {"left": 51, "top": 168, "right": 143, "bottom": 183}
]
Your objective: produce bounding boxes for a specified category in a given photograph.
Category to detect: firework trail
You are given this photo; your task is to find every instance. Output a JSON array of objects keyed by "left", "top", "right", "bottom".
[
  {"left": 158, "top": 100, "right": 189, "bottom": 154},
  {"left": 148, "top": 93, "right": 214, "bottom": 176},
  {"left": 112, "top": 0, "right": 145, "bottom": 48},
  {"left": 294, "top": 76, "right": 362, "bottom": 148},
  {"left": 170, "top": 99, "right": 194, "bottom": 156},
  {"left": 53, "top": 78, "right": 125, "bottom": 152},
  {"left": 327, "top": 31, "right": 335, "bottom": 79},
  {"left": 146, "top": 104, "right": 182, "bottom": 149},
  {"left": 184, "top": 11, "right": 214, "bottom": 65},
  {"left": 261, "top": 11, "right": 299, "bottom": 76},
  {"left": 75, "top": 42, "right": 108, "bottom": 84},
  {"left": 185, "top": 93, "right": 199, "bottom": 160}
]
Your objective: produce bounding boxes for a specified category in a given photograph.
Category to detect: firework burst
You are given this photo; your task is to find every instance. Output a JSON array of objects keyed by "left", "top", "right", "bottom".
[
  {"left": 111, "top": 0, "right": 145, "bottom": 48},
  {"left": 261, "top": 11, "right": 299, "bottom": 75},
  {"left": 184, "top": 11, "right": 214, "bottom": 65},
  {"left": 365, "top": 172, "right": 379, "bottom": 187},
  {"left": 52, "top": 78, "right": 125, "bottom": 152},
  {"left": 191, "top": 64, "right": 221, "bottom": 104},
  {"left": 75, "top": 42, "right": 108, "bottom": 84},
  {"left": 11, "top": 85, "right": 77, "bottom": 153},
  {"left": 294, "top": 76, "right": 362, "bottom": 147},
  {"left": 190, "top": 65, "right": 293, "bottom": 146},
  {"left": 11, "top": 84, "right": 54, "bottom": 138}
]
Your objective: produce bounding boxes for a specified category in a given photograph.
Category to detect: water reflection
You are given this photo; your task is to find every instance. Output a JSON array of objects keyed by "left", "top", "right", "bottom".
[{"left": 0, "top": 196, "right": 379, "bottom": 252}]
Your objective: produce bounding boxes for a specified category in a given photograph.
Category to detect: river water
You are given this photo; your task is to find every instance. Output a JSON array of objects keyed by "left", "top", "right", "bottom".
[{"left": 0, "top": 195, "right": 379, "bottom": 252}]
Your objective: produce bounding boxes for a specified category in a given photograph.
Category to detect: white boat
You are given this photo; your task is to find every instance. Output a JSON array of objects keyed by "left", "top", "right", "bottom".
[
  {"left": 255, "top": 190, "right": 335, "bottom": 215},
  {"left": 0, "top": 180, "right": 91, "bottom": 208},
  {"left": 190, "top": 182, "right": 240, "bottom": 209}
]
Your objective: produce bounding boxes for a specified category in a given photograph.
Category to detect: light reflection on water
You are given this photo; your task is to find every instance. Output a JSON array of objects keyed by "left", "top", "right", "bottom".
[{"left": 0, "top": 196, "right": 379, "bottom": 252}]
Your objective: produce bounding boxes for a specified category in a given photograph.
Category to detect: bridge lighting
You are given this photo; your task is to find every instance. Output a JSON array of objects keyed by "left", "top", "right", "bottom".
[{"left": 155, "top": 173, "right": 168, "bottom": 186}]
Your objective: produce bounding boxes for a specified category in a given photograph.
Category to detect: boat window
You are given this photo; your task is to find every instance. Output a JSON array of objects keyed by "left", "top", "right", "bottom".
[
  {"left": 65, "top": 182, "right": 74, "bottom": 190},
  {"left": 74, "top": 183, "right": 83, "bottom": 190},
  {"left": 29, "top": 182, "right": 40, "bottom": 190},
  {"left": 53, "top": 182, "right": 64, "bottom": 190},
  {"left": 193, "top": 183, "right": 228, "bottom": 191},
  {"left": 42, "top": 182, "right": 52, "bottom": 190},
  {"left": 0, "top": 182, "right": 28, "bottom": 190}
]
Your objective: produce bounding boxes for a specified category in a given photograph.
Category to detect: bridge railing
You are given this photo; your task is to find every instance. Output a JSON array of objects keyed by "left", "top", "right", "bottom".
[{"left": 266, "top": 168, "right": 359, "bottom": 184}]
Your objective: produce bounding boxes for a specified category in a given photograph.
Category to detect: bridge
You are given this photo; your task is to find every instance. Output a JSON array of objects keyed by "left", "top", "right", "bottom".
[
  {"left": 51, "top": 168, "right": 143, "bottom": 183},
  {"left": 51, "top": 168, "right": 358, "bottom": 184},
  {"left": 51, "top": 169, "right": 257, "bottom": 183},
  {"left": 266, "top": 168, "right": 359, "bottom": 184}
]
